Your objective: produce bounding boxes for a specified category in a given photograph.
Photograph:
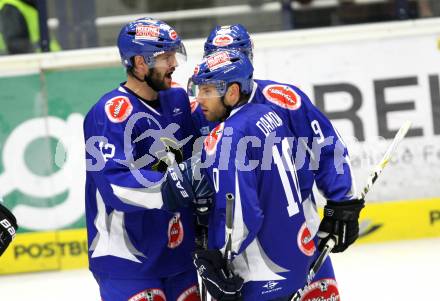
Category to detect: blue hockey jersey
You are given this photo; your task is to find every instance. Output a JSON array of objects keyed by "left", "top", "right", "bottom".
[
  {"left": 83, "top": 84, "right": 198, "bottom": 279},
  {"left": 202, "top": 101, "right": 316, "bottom": 300}
]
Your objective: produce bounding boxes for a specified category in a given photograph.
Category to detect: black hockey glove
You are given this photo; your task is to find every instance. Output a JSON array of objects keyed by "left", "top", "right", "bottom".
[
  {"left": 193, "top": 249, "right": 243, "bottom": 301},
  {"left": 0, "top": 203, "right": 18, "bottom": 256},
  {"left": 317, "top": 199, "right": 365, "bottom": 253},
  {"left": 161, "top": 154, "right": 195, "bottom": 211},
  {"left": 178, "top": 154, "right": 214, "bottom": 226}
]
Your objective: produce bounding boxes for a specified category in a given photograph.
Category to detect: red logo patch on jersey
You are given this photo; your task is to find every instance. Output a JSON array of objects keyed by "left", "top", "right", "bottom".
[
  {"left": 190, "top": 100, "right": 199, "bottom": 113},
  {"left": 297, "top": 222, "right": 316, "bottom": 256},
  {"left": 177, "top": 285, "right": 201, "bottom": 301},
  {"left": 104, "top": 96, "right": 133, "bottom": 123},
  {"left": 262, "top": 84, "right": 301, "bottom": 110},
  {"left": 169, "top": 29, "right": 178, "bottom": 40},
  {"left": 204, "top": 123, "right": 224, "bottom": 155},
  {"left": 168, "top": 213, "right": 184, "bottom": 248},
  {"left": 207, "top": 52, "right": 231, "bottom": 70},
  {"left": 213, "top": 35, "right": 233, "bottom": 47},
  {"left": 128, "top": 288, "right": 166, "bottom": 301},
  {"left": 135, "top": 25, "right": 160, "bottom": 40},
  {"left": 300, "top": 278, "right": 340, "bottom": 301}
]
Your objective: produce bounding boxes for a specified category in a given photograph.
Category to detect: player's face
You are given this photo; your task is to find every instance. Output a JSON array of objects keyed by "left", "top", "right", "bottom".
[
  {"left": 196, "top": 84, "right": 226, "bottom": 121},
  {"left": 149, "top": 52, "right": 177, "bottom": 90}
]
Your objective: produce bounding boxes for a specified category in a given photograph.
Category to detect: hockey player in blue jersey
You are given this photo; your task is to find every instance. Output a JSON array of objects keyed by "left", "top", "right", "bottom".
[
  {"left": 192, "top": 24, "right": 365, "bottom": 300},
  {"left": 189, "top": 49, "right": 320, "bottom": 301},
  {"left": 83, "top": 18, "right": 205, "bottom": 301}
]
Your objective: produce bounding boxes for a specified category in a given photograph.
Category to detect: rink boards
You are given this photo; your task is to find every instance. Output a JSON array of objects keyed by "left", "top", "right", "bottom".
[
  {"left": 0, "top": 197, "right": 438, "bottom": 274},
  {"left": 1, "top": 19, "right": 440, "bottom": 274}
]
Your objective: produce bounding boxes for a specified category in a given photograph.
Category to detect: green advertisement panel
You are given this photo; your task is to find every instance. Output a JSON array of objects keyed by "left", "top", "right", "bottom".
[{"left": 0, "top": 66, "right": 125, "bottom": 274}]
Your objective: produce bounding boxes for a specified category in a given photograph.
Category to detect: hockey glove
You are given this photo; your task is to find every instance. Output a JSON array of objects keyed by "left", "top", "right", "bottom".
[
  {"left": 193, "top": 249, "right": 243, "bottom": 301},
  {"left": 317, "top": 199, "right": 365, "bottom": 253},
  {"left": 161, "top": 154, "right": 195, "bottom": 211},
  {"left": 179, "top": 154, "right": 214, "bottom": 226},
  {"left": 194, "top": 224, "right": 208, "bottom": 251},
  {"left": 0, "top": 203, "right": 18, "bottom": 256}
]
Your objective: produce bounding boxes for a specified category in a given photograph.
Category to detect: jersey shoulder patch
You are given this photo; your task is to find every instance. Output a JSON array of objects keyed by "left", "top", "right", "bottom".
[
  {"left": 204, "top": 122, "right": 224, "bottom": 156},
  {"left": 262, "top": 84, "right": 301, "bottom": 111},
  {"left": 104, "top": 95, "right": 133, "bottom": 123}
]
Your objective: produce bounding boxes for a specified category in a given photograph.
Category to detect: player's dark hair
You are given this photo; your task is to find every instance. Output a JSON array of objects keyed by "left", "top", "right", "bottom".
[
  {"left": 126, "top": 57, "right": 148, "bottom": 84},
  {"left": 126, "top": 57, "right": 136, "bottom": 77},
  {"left": 238, "top": 90, "right": 251, "bottom": 104},
  {"left": 232, "top": 82, "right": 251, "bottom": 105},
  {"left": 219, "top": 82, "right": 251, "bottom": 121}
]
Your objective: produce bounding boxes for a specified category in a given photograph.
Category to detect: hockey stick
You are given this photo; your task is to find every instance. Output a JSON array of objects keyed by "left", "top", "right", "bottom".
[
  {"left": 290, "top": 238, "right": 336, "bottom": 301},
  {"left": 358, "top": 120, "right": 412, "bottom": 200},
  {"left": 200, "top": 225, "right": 208, "bottom": 301},
  {"left": 290, "top": 120, "right": 412, "bottom": 301},
  {"left": 225, "top": 192, "right": 235, "bottom": 275},
  {"left": 200, "top": 193, "right": 235, "bottom": 301},
  {"left": 224, "top": 193, "right": 244, "bottom": 301}
]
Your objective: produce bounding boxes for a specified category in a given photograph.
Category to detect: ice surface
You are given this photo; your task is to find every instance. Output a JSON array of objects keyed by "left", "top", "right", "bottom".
[{"left": 0, "top": 238, "right": 438, "bottom": 300}]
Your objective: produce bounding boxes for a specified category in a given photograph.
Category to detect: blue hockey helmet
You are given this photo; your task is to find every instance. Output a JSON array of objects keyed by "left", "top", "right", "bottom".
[
  {"left": 188, "top": 49, "right": 254, "bottom": 99},
  {"left": 117, "top": 17, "right": 187, "bottom": 68},
  {"left": 204, "top": 24, "right": 253, "bottom": 61}
]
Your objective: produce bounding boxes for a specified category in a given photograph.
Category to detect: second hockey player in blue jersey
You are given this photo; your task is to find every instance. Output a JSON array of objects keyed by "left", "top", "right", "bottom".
[
  {"left": 192, "top": 24, "right": 365, "bottom": 300},
  {"left": 189, "top": 50, "right": 318, "bottom": 301}
]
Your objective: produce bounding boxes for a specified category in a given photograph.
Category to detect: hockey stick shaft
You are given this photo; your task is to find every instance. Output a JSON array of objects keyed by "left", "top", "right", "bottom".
[
  {"left": 307, "top": 238, "right": 335, "bottom": 284},
  {"left": 290, "top": 121, "right": 412, "bottom": 301},
  {"left": 225, "top": 192, "right": 235, "bottom": 275},
  {"left": 290, "top": 238, "right": 336, "bottom": 301},
  {"left": 359, "top": 120, "right": 412, "bottom": 200},
  {"left": 200, "top": 226, "right": 208, "bottom": 301}
]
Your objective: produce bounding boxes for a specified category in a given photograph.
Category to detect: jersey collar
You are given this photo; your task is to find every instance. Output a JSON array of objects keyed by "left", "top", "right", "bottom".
[
  {"left": 228, "top": 80, "right": 258, "bottom": 118},
  {"left": 118, "top": 85, "right": 162, "bottom": 116}
]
